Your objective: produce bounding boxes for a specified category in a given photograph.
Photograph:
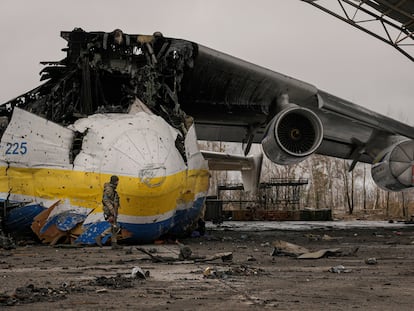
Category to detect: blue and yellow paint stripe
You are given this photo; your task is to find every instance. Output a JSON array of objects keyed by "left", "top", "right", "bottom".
[{"left": 0, "top": 165, "right": 210, "bottom": 242}]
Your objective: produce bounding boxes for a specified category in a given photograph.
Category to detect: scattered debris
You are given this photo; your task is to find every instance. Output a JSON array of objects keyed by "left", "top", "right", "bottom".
[
  {"left": 95, "top": 288, "right": 108, "bottom": 293},
  {"left": 178, "top": 245, "right": 193, "bottom": 260},
  {"left": 305, "top": 233, "right": 320, "bottom": 241},
  {"left": 0, "top": 274, "right": 143, "bottom": 306},
  {"left": 125, "top": 247, "right": 133, "bottom": 255},
  {"left": 201, "top": 252, "right": 233, "bottom": 262},
  {"left": 0, "top": 234, "right": 16, "bottom": 250},
  {"left": 322, "top": 234, "right": 334, "bottom": 241},
  {"left": 337, "top": 247, "right": 359, "bottom": 257},
  {"left": 52, "top": 244, "right": 84, "bottom": 249},
  {"left": 304, "top": 233, "right": 336, "bottom": 241},
  {"left": 271, "top": 240, "right": 358, "bottom": 259},
  {"left": 365, "top": 257, "right": 378, "bottom": 265},
  {"left": 271, "top": 240, "right": 310, "bottom": 257},
  {"left": 131, "top": 266, "right": 150, "bottom": 279},
  {"left": 137, "top": 246, "right": 232, "bottom": 263},
  {"left": 203, "top": 265, "right": 266, "bottom": 279},
  {"left": 329, "top": 265, "right": 352, "bottom": 273},
  {"left": 0, "top": 284, "right": 70, "bottom": 306},
  {"left": 240, "top": 234, "right": 248, "bottom": 240},
  {"left": 89, "top": 275, "right": 140, "bottom": 289},
  {"left": 297, "top": 248, "right": 341, "bottom": 259},
  {"left": 137, "top": 247, "right": 185, "bottom": 262},
  {"left": 203, "top": 267, "right": 212, "bottom": 277},
  {"left": 30, "top": 201, "right": 58, "bottom": 236}
]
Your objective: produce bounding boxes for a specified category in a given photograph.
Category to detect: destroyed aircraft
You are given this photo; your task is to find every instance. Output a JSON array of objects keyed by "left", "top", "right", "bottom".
[
  {"left": 1, "top": 28, "right": 414, "bottom": 245},
  {"left": 0, "top": 28, "right": 260, "bottom": 244}
]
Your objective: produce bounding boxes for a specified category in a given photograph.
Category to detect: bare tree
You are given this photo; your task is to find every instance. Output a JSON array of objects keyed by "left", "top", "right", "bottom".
[
  {"left": 341, "top": 160, "right": 355, "bottom": 214},
  {"left": 401, "top": 192, "right": 408, "bottom": 220},
  {"left": 363, "top": 164, "right": 367, "bottom": 211}
]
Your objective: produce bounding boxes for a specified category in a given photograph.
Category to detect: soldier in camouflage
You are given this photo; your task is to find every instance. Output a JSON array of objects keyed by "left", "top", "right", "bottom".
[{"left": 95, "top": 175, "right": 122, "bottom": 249}]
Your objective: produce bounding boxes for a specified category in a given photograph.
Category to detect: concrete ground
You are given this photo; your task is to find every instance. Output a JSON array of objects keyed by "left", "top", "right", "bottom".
[{"left": 1, "top": 221, "right": 413, "bottom": 310}]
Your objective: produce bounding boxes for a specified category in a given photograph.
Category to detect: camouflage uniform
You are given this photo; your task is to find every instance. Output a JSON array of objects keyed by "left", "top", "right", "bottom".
[
  {"left": 96, "top": 176, "right": 122, "bottom": 249},
  {"left": 102, "top": 182, "right": 119, "bottom": 222}
]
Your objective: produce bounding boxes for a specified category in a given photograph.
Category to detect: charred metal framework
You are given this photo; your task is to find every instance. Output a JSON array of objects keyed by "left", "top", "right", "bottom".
[
  {"left": 0, "top": 28, "right": 196, "bottom": 136},
  {"left": 216, "top": 178, "right": 309, "bottom": 211},
  {"left": 302, "top": 0, "right": 414, "bottom": 61}
]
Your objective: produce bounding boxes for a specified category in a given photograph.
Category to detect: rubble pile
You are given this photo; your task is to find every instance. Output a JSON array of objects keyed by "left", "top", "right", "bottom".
[{"left": 0, "top": 284, "right": 70, "bottom": 306}]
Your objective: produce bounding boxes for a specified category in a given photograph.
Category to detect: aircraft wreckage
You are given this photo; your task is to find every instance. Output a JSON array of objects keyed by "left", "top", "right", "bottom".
[
  {"left": 0, "top": 28, "right": 262, "bottom": 244},
  {"left": 1, "top": 28, "right": 414, "bottom": 245}
]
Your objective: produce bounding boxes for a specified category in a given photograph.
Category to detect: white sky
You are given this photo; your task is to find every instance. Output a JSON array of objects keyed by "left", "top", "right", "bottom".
[{"left": 0, "top": 0, "right": 413, "bottom": 123}]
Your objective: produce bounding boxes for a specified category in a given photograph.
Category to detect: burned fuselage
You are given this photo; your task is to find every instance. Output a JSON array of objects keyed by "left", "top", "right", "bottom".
[
  {"left": 2, "top": 28, "right": 196, "bottom": 136},
  {"left": 0, "top": 28, "right": 209, "bottom": 244}
]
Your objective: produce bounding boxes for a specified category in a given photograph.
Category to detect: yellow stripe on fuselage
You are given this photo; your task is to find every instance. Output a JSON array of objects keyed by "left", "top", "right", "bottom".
[{"left": 0, "top": 166, "right": 210, "bottom": 217}]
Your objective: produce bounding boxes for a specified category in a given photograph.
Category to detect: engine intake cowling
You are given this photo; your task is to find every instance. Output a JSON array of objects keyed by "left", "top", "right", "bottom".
[
  {"left": 371, "top": 140, "right": 414, "bottom": 191},
  {"left": 261, "top": 106, "right": 323, "bottom": 165}
]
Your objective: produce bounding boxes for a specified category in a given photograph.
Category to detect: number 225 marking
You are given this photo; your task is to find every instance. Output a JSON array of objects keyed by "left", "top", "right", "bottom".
[{"left": 5, "top": 142, "right": 27, "bottom": 155}]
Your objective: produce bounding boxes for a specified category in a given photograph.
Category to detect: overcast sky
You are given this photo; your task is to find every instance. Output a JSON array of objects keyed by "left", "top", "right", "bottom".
[{"left": 1, "top": 0, "right": 412, "bottom": 123}]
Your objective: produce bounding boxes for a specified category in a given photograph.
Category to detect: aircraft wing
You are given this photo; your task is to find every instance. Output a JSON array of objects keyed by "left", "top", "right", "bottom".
[
  {"left": 179, "top": 44, "right": 414, "bottom": 165},
  {"left": 2, "top": 28, "right": 412, "bottom": 191},
  {"left": 201, "top": 151, "right": 263, "bottom": 192}
]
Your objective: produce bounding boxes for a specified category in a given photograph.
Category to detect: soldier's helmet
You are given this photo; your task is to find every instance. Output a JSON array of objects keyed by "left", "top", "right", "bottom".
[{"left": 110, "top": 175, "right": 119, "bottom": 185}]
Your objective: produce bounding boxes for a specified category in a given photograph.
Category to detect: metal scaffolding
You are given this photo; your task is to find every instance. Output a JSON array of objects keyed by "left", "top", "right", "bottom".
[
  {"left": 302, "top": 0, "right": 414, "bottom": 61},
  {"left": 216, "top": 178, "right": 308, "bottom": 212}
]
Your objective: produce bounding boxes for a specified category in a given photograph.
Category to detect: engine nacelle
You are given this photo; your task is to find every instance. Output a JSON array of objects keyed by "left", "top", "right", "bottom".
[
  {"left": 261, "top": 106, "right": 323, "bottom": 165},
  {"left": 371, "top": 140, "right": 414, "bottom": 191}
]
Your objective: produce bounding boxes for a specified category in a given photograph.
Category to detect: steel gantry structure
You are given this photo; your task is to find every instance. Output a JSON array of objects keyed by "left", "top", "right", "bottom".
[{"left": 302, "top": 0, "right": 414, "bottom": 61}]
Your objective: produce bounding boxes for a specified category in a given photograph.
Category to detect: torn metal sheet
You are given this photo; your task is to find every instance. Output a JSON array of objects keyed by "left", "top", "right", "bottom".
[
  {"left": 297, "top": 248, "right": 341, "bottom": 259},
  {"left": 271, "top": 240, "right": 310, "bottom": 257},
  {"left": 5, "top": 204, "right": 46, "bottom": 233},
  {"left": 31, "top": 201, "right": 60, "bottom": 238}
]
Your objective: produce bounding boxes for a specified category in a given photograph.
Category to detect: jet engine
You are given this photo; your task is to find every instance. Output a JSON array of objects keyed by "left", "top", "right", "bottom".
[
  {"left": 261, "top": 106, "right": 323, "bottom": 165},
  {"left": 371, "top": 140, "right": 414, "bottom": 191}
]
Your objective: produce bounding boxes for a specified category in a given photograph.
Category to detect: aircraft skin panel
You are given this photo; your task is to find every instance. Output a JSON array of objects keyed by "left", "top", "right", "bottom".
[
  {"left": 1, "top": 165, "right": 209, "bottom": 243},
  {"left": 169, "top": 196, "right": 206, "bottom": 235},
  {"left": 184, "top": 124, "right": 209, "bottom": 171},
  {"left": 316, "top": 90, "right": 414, "bottom": 140},
  {"left": 0, "top": 107, "right": 74, "bottom": 168},
  {"left": 71, "top": 112, "right": 187, "bottom": 176},
  {"left": 0, "top": 166, "right": 209, "bottom": 217}
]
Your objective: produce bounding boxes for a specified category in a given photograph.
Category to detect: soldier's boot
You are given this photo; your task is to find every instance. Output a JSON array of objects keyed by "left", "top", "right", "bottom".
[
  {"left": 111, "top": 236, "right": 122, "bottom": 250},
  {"left": 111, "top": 241, "right": 122, "bottom": 250},
  {"left": 95, "top": 235, "right": 103, "bottom": 247}
]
